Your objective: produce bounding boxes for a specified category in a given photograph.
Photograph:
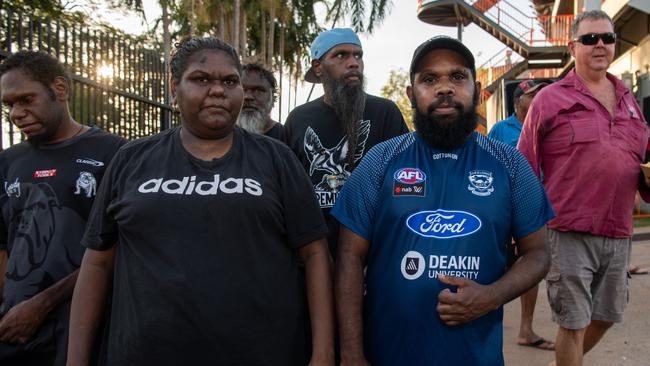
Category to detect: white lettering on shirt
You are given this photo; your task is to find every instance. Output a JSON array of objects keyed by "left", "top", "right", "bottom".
[{"left": 138, "top": 175, "right": 263, "bottom": 196}]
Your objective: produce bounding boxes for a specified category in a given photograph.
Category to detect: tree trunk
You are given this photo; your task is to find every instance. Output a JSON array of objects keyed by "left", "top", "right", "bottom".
[
  {"left": 288, "top": 65, "right": 292, "bottom": 112},
  {"left": 162, "top": 0, "right": 172, "bottom": 130},
  {"left": 218, "top": 3, "right": 225, "bottom": 40},
  {"left": 233, "top": 0, "right": 240, "bottom": 52},
  {"left": 260, "top": 9, "right": 267, "bottom": 63},
  {"left": 240, "top": 3, "right": 247, "bottom": 57},
  {"left": 267, "top": 0, "right": 275, "bottom": 67},
  {"left": 278, "top": 24, "right": 284, "bottom": 121}
]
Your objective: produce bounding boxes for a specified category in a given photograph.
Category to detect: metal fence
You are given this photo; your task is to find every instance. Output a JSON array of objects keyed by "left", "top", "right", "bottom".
[{"left": 0, "top": 3, "right": 179, "bottom": 149}]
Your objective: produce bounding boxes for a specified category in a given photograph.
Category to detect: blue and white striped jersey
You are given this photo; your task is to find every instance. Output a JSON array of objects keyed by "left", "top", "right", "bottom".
[{"left": 331, "top": 131, "right": 554, "bottom": 366}]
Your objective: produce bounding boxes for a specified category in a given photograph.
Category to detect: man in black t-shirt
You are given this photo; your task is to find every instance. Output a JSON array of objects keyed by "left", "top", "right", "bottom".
[
  {"left": 238, "top": 62, "right": 286, "bottom": 141},
  {"left": 284, "top": 28, "right": 409, "bottom": 255},
  {"left": 0, "top": 51, "right": 123, "bottom": 366}
]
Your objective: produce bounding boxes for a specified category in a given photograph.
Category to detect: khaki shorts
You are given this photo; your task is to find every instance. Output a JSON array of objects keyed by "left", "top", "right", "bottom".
[{"left": 546, "top": 229, "right": 630, "bottom": 330}]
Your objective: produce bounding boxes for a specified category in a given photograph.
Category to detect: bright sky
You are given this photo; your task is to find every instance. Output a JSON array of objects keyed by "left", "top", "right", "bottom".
[{"left": 91, "top": 0, "right": 534, "bottom": 122}]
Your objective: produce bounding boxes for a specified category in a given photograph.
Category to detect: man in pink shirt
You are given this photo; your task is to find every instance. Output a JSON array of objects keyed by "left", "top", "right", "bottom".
[{"left": 518, "top": 10, "right": 650, "bottom": 366}]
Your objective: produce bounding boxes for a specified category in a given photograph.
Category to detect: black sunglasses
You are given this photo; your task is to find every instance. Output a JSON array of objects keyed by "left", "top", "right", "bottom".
[{"left": 574, "top": 32, "right": 616, "bottom": 45}]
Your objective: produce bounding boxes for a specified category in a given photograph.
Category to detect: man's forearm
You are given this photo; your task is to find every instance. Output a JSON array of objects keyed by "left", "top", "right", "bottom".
[
  {"left": 30, "top": 269, "right": 79, "bottom": 314},
  {"left": 335, "top": 252, "right": 367, "bottom": 361},
  {"left": 67, "top": 248, "right": 115, "bottom": 366},
  {"left": 300, "top": 239, "right": 335, "bottom": 363},
  {"left": 487, "top": 243, "right": 549, "bottom": 309}
]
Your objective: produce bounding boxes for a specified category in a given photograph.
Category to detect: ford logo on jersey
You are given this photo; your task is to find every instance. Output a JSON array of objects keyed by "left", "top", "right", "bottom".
[
  {"left": 394, "top": 168, "right": 426, "bottom": 185},
  {"left": 406, "top": 209, "right": 482, "bottom": 239}
]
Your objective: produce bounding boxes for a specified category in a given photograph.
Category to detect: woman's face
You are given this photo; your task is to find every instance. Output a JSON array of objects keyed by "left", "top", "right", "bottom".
[{"left": 172, "top": 49, "right": 243, "bottom": 139}]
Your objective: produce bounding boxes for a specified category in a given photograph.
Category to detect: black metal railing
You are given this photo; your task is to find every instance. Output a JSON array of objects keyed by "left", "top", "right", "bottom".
[{"left": 0, "top": 3, "right": 179, "bottom": 149}]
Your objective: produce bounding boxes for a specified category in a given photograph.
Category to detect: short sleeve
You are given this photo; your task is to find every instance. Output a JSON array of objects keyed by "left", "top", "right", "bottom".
[
  {"left": 81, "top": 150, "right": 122, "bottom": 250},
  {"left": 510, "top": 151, "right": 555, "bottom": 240},
  {"left": 383, "top": 101, "right": 409, "bottom": 138},
  {"left": 276, "top": 146, "right": 328, "bottom": 248},
  {"left": 330, "top": 146, "right": 387, "bottom": 240}
]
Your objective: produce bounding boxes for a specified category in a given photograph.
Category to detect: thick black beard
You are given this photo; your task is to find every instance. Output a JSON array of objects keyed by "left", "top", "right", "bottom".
[
  {"left": 413, "top": 95, "right": 478, "bottom": 150},
  {"left": 322, "top": 70, "right": 366, "bottom": 166}
]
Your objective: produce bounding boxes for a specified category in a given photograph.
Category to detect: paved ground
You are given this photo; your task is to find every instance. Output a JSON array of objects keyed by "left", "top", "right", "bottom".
[{"left": 503, "top": 240, "right": 650, "bottom": 366}]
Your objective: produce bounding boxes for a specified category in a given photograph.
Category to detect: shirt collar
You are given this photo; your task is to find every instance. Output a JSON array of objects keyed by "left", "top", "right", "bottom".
[
  {"left": 560, "top": 68, "right": 630, "bottom": 100},
  {"left": 505, "top": 114, "right": 522, "bottom": 128}
]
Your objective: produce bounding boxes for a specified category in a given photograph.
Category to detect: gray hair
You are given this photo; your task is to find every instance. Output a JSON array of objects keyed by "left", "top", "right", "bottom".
[{"left": 572, "top": 10, "right": 614, "bottom": 38}]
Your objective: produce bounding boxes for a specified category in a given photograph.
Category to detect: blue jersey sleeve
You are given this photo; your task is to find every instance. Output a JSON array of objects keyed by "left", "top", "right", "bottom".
[
  {"left": 330, "top": 147, "right": 385, "bottom": 240},
  {"left": 509, "top": 151, "right": 555, "bottom": 239}
]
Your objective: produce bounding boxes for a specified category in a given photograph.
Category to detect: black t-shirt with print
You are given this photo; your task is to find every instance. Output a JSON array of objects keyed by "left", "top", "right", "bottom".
[
  {"left": 82, "top": 126, "right": 328, "bottom": 366},
  {"left": 264, "top": 121, "right": 286, "bottom": 141},
  {"left": 284, "top": 94, "right": 408, "bottom": 253},
  {"left": 0, "top": 127, "right": 124, "bottom": 360}
]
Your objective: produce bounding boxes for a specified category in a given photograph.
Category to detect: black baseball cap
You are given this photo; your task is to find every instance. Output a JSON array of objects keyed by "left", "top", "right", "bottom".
[{"left": 409, "top": 36, "right": 476, "bottom": 82}]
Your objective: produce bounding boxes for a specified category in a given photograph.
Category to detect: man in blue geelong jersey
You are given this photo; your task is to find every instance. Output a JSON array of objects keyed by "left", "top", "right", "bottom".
[{"left": 332, "top": 36, "right": 555, "bottom": 366}]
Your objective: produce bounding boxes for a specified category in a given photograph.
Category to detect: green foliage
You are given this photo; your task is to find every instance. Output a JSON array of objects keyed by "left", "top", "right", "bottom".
[
  {"left": 381, "top": 68, "right": 413, "bottom": 131},
  {"left": 325, "top": 0, "right": 392, "bottom": 33}
]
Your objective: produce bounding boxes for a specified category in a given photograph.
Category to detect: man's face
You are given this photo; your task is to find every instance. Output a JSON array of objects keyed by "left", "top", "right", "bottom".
[
  {"left": 407, "top": 49, "right": 479, "bottom": 150},
  {"left": 242, "top": 70, "right": 273, "bottom": 117},
  {"left": 238, "top": 70, "right": 273, "bottom": 133},
  {"left": 569, "top": 18, "right": 615, "bottom": 73},
  {"left": 408, "top": 49, "right": 478, "bottom": 123},
  {"left": 314, "top": 44, "right": 364, "bottom": 86},
  {"left": 0, "top": 69, "right": 65, "bottom": 143},
  {"left": 171, "top": 49, "right": 244, "bottom": 139},
  {"left": 515, "top": 92, "right": 535, "bottom": 122}
]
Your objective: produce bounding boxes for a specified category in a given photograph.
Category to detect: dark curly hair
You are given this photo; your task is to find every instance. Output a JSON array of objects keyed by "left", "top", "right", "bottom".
[
  {"left": 170, "top": 36, "right": 241, "bottom": 81},
  {"left": 242, "top": 62, "right": 278, "bottom": 103},
  {"left": 0, "top": 50, "right": 70, "bottom": 99}
]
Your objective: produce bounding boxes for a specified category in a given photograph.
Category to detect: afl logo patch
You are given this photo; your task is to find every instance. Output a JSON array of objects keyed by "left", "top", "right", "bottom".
[{"left": 393, "top": 168, "right": 426, "bottom": 197}]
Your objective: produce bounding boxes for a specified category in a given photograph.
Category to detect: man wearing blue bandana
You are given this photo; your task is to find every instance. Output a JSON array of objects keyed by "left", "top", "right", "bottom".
[{"left": 332, "top": 36, "right": 555, "bottom": 366}]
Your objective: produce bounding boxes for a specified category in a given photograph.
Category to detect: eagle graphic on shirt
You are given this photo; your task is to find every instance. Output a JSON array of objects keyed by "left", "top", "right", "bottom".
[{"left": 303, "top": 120, "right": 371, "bottom": 207}]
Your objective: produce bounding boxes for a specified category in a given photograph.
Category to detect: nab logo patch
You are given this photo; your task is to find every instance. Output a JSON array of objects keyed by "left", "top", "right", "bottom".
[
  {"left": 401, "top": 251, "right": 425, "bottom": 280},
  {"left": 393, "top": 168, "right": 426, "bottom": 197},
  {"left": 406, "top": 209, "right": 481, "bottom": 239}
]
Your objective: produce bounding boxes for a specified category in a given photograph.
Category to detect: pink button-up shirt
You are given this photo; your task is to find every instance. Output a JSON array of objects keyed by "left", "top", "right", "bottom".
[{"left": 518, "top": 69, "right": 649, "bottom": 238}]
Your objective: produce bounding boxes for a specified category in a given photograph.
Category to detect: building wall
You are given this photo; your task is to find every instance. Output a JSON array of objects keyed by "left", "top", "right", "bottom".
[{"left": 609, "top": 34, "right": 650, "bottom": 89}]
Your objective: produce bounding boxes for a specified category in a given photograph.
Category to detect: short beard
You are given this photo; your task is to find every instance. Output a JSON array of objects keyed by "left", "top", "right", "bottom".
[
  {"left": 322, "top": 70, "right": 366, "bottom": 166},
  {"left": 238, "top": 109, "right": 266, "bottom": 134},
  {"left": 237, "top": 98, "right": 273, "bottom": 134},
  {"left": 27, "top": 102, "right": 64, "bottom": 145},
  {"left": 412, "top": 94, "right": 478, "bottom": 150}
]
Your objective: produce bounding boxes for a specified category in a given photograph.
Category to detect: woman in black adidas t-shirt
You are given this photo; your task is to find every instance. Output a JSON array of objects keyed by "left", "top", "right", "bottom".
[{"left": 67, "top": 37, "right": 334, "bottom": 366}]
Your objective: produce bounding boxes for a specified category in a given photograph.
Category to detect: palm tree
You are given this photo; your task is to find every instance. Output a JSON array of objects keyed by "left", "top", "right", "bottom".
[{"left": 325, "top": 0, "right": 392, "bottom": 33}]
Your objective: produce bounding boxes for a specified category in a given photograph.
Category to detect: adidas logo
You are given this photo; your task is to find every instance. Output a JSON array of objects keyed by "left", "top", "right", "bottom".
[{"left": 138, "top": 175, "right": 263, "bottom": 196}]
